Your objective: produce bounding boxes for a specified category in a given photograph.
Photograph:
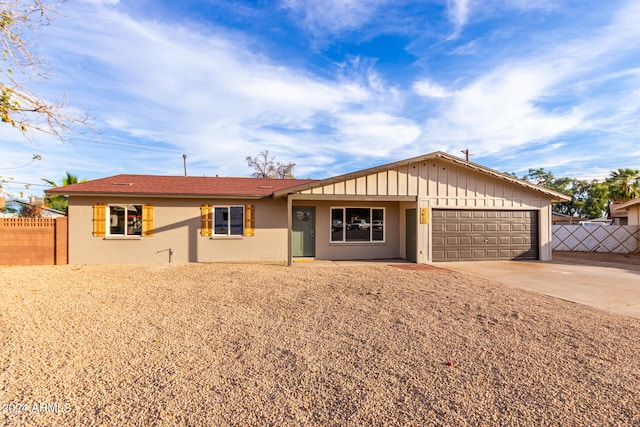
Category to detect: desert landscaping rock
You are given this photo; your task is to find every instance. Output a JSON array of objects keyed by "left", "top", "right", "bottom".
[{"left": 0, "top": 263, "right": 638, "bottom": 426}]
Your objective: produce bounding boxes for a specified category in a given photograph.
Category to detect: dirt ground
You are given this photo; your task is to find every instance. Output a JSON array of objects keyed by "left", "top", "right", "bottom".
[
  {"left": 552, "top": 250, "right": 640, "bottom": 270},
  {"left": 0, "top": 262, "right": 639, "bottom": 426}
]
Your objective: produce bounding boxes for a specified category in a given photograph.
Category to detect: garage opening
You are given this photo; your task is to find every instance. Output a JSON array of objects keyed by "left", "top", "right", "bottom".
[{"left": 432, "top": 210, "right": 538, "bottom": 261}]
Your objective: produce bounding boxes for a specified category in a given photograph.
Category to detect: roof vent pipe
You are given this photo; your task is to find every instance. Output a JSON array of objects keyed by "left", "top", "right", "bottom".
[{"left": 183, "top": 154, "right": 187, "bottom": 176}]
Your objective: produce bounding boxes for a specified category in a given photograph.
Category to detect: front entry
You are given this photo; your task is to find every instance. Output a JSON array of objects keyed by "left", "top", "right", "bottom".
[
  {"left": 292, "top": 206, "right": 315, "bottom": 257},
  {"left": 406, "top": 209, "right": 417, "bottom": 262}
]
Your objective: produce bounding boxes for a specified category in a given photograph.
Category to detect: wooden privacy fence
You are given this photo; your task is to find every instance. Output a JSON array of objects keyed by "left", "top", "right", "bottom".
[
  {"left": 552, "top": 225, "right": 640, "bottom": 254},
  {"left": 0, "top": 217, "right": 68, "bottom": 265}
]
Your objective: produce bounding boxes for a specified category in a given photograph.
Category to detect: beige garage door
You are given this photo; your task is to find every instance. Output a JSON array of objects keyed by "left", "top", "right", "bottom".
[{"left": 432, "top": 210, "right": 538, "bottom": 261}]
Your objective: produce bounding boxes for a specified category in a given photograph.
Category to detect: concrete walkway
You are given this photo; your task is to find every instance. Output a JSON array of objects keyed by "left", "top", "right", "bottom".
[{"left": 438, "top": 260, "right": 640, "bottom": 320}]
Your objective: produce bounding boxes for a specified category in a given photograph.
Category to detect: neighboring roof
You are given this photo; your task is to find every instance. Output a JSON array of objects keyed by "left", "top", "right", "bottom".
[
  {"left": 610, "top": 198, "right": 640, "bottom": 214},
  {"left": 45, "top": 174, "right": 316, "bottom": 198},
  {"left": 0, "top": 198, "right": 67, "bottom": 217},
  {"left": 273, "top": 151, "right": 572, "bottom": 201},
  {"left": 552, "top": 213, "right": 584, "bottom": 224}
]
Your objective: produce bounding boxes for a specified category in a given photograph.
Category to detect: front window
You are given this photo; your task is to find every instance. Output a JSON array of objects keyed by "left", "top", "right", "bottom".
[
  {"left": 214, "top": 206, "right": 244, "bottom": 236},
  {"left": 109, "top": 205, "right": 142, "bottom": 236},
  {"left": 331, "top": 207, "right": 384, "bottom": 243}
]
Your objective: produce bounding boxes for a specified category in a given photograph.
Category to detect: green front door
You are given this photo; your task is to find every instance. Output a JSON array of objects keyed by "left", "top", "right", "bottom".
[
  {"left": 292, "top": 207, "right": 315, "bottom": 257},
  {"left": 406, "top": 209, "right": 417, "bottom": 262}
]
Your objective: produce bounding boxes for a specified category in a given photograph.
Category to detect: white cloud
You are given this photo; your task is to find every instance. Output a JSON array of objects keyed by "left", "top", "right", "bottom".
[
  {"left": 33, "top": 1, "right": 413, "bottom": 178},
  {"left": 446, "top": 0, "right": 471, "bottom": 39},
  {"left": 413, "top": 79, "right": 453, "bottom": 98},
  {"left": 337, "top": 113, "right": 422, "bottom": 155},
  {"left": 414, "top": 0, "right": 640, "bottom": 160},
  {"left": 5, "top": 0, "right": 640, "bottom": 192},
  {"left": 282, "top": 0, "right": 386, "bottom": 36}
]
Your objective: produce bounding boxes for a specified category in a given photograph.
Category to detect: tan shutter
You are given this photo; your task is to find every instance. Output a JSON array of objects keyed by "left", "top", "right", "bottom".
[
  {"left": 201, "top": 204, "right": 212, "bottom": 237},
  {"left": 93, "top": 203, "right": 106, "bottom": 237},
  {"left": 142, "top": 204, "right": 154, "bottom": 236},
  {"left": 244, "top": 204, "right": 255, "bottom": 236}
]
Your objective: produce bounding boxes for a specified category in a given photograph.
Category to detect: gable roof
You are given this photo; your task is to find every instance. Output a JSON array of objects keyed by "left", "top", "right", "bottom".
[
  {"left": 610, "top": 198, "right": 640, "bottom": 218},
  {"left": 273, "top": 151, "right": 571, "bottom": 201},
  {"left": 45, "top": 174, "right": 315, "bottom": 198}
]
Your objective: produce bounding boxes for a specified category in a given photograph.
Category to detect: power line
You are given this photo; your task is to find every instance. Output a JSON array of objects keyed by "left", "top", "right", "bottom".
[{"left": 0, "top": 154, "right": 42, "bottom": 170}]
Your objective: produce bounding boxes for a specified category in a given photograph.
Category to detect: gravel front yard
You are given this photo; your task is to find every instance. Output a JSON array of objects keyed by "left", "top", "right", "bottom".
[{"left": 0, "top": 263, "right": 638, "bottom": 426}]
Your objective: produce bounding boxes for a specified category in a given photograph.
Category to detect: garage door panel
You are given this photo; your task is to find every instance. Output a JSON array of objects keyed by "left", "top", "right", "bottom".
[
  {"left": 473, "top": 250, "right": 487, "bottom": 259},
  {"left": 486, "top": 249, "right": 499, "bottom": 258},
  {"left": 473, "top": 236, "right": 486, "bottom": 245},
  {"left": 445, "top": 250, "right": 459, "bottom": 260},
  {"left": 432, "top": 250, "right": 445, "bottom": 260},
  {"left": 432, "top": 210, "right": 538, "bottom": 262},
  {"left": 445, "top": 237, "right": 458, "bottom": 245},
  {"left": 432, "top": 223, "right": 445, "bottom": 232},
  {"left": 432, "top": 210, "right": 445, "bottom": 219},
  {"left": 473, "top": 223, "right": 485, "bottom": 232},
  {"left": 486, "top": 236, "right": 498, "bottom": 245},
  {"left": 511, "top": 236, "right": 524, "bottom": 245}
]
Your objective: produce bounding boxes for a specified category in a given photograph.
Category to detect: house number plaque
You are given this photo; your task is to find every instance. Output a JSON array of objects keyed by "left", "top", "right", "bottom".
[{"left": 420, "top": 208, "right": 429, "bottom": 224}]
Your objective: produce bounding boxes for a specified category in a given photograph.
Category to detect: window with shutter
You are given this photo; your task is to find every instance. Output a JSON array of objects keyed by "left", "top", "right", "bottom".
[
  {"left": 93, "top": 203, "right": 106, "bottom": 237},
  {"left": 142, "top": 204, "right": 154, "bottom": 236},
  {"left": 201, "top": 204, "right": 212, "bottom": 237},
  {"left": 244, "top": 204, "right": 255, "bottom": 236}
]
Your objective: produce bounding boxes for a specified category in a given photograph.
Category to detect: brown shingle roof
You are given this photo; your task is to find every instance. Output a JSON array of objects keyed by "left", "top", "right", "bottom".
[{"left": 45, "top": 174, "right": 316, "bottom": 198}]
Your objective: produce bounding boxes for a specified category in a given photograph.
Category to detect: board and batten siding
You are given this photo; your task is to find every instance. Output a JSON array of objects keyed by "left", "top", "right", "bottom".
[{"left": 302, "top": 159, "right": 549, "bottom": 209}]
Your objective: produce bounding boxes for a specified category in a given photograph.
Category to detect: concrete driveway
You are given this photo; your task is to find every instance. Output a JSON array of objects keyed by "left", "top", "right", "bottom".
[{"left": 438, "top": 256, "right": 640, "bottom": 320}]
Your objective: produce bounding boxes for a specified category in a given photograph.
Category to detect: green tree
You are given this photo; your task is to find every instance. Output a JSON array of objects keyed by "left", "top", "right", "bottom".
[
  {"left": 1, "top": 0, "right": 88, "bottom": 139},
  {"left": 523, "top": 168, "right": 577, "bottom": 216},
  {"left": 583, "top": 181, "right": 609, "bottom": 218},
  {"left": 42, "top": 171, "right": 85, "bottom": 212},
  {"left": 606, "top": 168, "right": 640, "bottom": 203}
]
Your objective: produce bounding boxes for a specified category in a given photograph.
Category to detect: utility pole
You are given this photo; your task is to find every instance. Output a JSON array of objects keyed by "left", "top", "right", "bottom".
[
  {"left": 461, "top": 149, "right": 471, "bottom": 161},
  {"left": 183, "top": 154, "right": 187, "bottom": 176}
]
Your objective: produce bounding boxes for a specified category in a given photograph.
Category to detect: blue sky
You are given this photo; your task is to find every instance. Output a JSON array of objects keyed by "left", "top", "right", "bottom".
[{"left": 2, "top": 0, "right": 639, "bottom": 197}]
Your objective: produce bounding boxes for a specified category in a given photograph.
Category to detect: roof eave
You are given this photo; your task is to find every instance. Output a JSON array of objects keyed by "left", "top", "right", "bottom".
[
  {"left": 46, "top": 191, "right": 270, "bottom": 199},
  {"left": 611, "top": 198, "right": 640, "bottom": 211}
]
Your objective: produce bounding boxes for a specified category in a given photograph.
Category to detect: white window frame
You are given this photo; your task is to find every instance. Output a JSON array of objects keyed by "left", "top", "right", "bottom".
[
  {"left": 212, "top": 205, "right": 245, "bottom": 237},
  {"left": 107, "top": 204, "right": 143, "bottom": 237},
  {"left": 330, "top": 207, "right": 385, "bottom": 243}
]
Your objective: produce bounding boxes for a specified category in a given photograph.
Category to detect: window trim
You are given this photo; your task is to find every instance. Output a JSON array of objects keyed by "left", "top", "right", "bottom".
[
  {"left": 106, "top": 204, "right": 143, "bottom": 238},
  {"left": 330, "top": 206, "right": 385, "bottom": 244},
  {"left": 211, "top": 205, "right": 245, "bottom": 237}
]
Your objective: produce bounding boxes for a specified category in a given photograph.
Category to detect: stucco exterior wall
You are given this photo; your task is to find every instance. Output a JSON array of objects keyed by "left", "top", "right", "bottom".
[
  {"left": 294, "top": 200, "right": 402, "bottom": 261},
  {"left": 68, "top": 196, "right": 289, "bottom": 264}
]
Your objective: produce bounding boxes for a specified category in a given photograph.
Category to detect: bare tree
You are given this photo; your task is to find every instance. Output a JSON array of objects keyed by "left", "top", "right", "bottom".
[
  {"left": 276, "top": 161, "right": 295, "bottom": 179},
  {"left": 1, "top": 0, "right": 89, "bottom": 139},
  {"left": 246, "top": 150, "right": 295, "bottom": 179}
]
